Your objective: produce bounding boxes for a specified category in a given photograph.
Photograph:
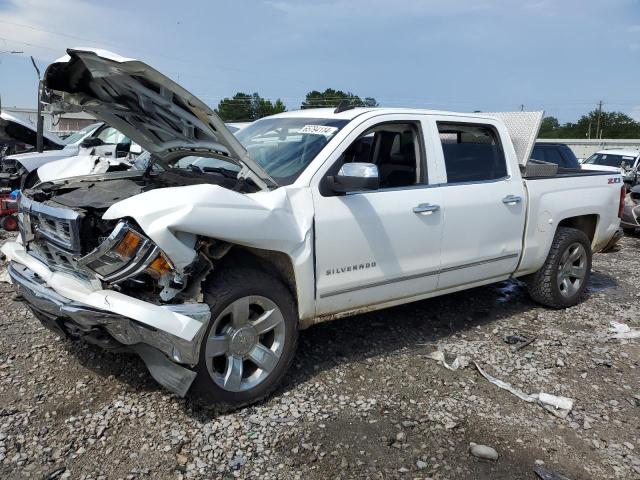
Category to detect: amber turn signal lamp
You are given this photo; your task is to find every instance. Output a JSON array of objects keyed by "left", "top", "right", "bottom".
[
  {"left": 145, "top": 254, "right": 172, "bottom": 279},
  {"left": 114, "top": 230, "right": 142, "bottom": 258}
]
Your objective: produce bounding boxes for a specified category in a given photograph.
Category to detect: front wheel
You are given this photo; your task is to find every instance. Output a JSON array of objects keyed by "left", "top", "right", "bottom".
[
  {"left": 525, "top": 227, "right": 592, "bottom": 308},
  {"left": 189, "top": 268, "right": 298, "bottom": 411}
]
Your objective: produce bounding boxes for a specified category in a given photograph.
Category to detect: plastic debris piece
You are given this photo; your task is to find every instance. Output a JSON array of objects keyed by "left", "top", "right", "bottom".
[
  {"left": 538, "top": 392, "right": 574, "bottom": 419},
  {"left": 504, "top": 334, "right": 527, "bottom": 344},
  {"left": 44, "top": 467, "right": 67, "bottom": 480},
  {"left": 609, "top": 321, "right": 640, "bottom": 339},
  {"left": 474, "top": 362, "right": 538, "bottom": 402},
  {"left": 514, "top": 336, "right": 537, "bottom": 352},
  {"left": 427, "top": 350, "right": 469, "bottom": 371},
  {"left": 0, "top": 268, "right": 10, "bottom": 284},
  {"left": 474, "top": 362, "right": 574, "bottom": 418},
  {"left": 534, "top": 465, "right": 571, "bottom": 480}
]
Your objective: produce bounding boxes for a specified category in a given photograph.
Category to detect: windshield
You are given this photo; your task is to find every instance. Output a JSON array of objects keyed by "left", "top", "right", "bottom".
[
  {"left": 235, "top": 117, "right": 348, "bottom": 185},
  {"left": 584, "top": 153, "right": 636, "bottom": 168},
  {"left": 63, "top": 123, "right": 101, "bottom": 145}
]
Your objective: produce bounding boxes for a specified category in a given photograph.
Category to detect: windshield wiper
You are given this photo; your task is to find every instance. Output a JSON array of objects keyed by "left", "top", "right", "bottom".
[{"left": 189, "top": 164, "right": 237, "bottom": 178}]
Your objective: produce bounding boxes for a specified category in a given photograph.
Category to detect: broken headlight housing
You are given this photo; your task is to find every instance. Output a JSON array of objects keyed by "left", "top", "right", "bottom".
[{"left": 78, "top": 221, "right": 174, "bottom": 283}]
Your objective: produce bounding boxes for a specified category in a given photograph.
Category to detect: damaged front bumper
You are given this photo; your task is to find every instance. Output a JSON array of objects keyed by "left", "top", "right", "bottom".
[{"left": 4, "top": 241, "right": 211, "bottom": 397}]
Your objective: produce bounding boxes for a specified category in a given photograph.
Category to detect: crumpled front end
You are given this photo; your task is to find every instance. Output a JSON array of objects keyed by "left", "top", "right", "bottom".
[
  {"left": 5, "top": 167, "right": 315, "bottom": 396},
  {"left": 2, "top": 192, "right": 214, "bottom": 396}
]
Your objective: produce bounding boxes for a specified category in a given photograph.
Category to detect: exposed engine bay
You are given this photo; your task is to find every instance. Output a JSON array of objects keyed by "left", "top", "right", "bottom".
[{"left": 20, "top": 165, "right": 259, "bottom": 305}]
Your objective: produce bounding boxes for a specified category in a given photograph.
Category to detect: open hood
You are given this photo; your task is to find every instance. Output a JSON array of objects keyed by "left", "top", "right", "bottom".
[
  {"left": 0, "top": 111, "right": 64, "bottom": 150},
  {"left": 42, "top": 48, "right": 276, "bottom": 190}
]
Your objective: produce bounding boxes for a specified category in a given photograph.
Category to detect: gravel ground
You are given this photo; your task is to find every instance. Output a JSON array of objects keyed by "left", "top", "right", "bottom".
[{"left": 0, "top": 232, "right": 638, "bottom": 480}]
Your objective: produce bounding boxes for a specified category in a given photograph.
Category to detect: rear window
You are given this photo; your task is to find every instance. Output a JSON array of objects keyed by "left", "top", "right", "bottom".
[{"left": 438, "top": 123, "right": 507, "bottom": 183}]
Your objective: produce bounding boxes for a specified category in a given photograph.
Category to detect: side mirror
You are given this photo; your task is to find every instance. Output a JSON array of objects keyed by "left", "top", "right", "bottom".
[
  {"left": 80, "top": 137, "right": 104, "bottom": 148},
  {"left": 129, "top": 143, "right": 142, "bottom": 155},
  {"left": 327, "top": 162, "right": 379, "bottom": 193}
]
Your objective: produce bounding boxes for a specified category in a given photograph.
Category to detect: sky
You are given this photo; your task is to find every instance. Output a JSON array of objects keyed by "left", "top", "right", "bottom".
[{"left": 0, "top": 0, "right": 639, "bottom": 122}]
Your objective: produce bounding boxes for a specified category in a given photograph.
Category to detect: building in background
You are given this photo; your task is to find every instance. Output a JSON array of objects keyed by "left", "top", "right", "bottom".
[
  {"left": 537, "top": 138, "right": 640, "bottom": 160},
  {"left": 1, "top": 106, "right": 95, "bottom": 137}
]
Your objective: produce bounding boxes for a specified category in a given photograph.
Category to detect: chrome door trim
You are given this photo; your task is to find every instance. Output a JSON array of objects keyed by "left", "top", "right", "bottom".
[{"left": 319, "top": 253, "right": 519, "bottom": 298}]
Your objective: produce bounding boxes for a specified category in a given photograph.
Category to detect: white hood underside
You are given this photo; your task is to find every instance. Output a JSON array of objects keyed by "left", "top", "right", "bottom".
[{"left": 42, "top": 48, "right": 275, "bottom": 189}]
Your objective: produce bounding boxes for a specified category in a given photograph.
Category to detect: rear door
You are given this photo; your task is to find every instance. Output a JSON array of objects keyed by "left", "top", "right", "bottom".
[{"left": 426, "top": 118, "right": 526, "bottom": 290}]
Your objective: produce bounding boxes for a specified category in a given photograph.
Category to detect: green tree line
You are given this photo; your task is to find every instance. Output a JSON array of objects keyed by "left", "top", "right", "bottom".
[
  {"left": 539, "top": 110, "right": 640, "bottom": 139},
  {"left": 216, "top": 89, "right": 378, "bottom": 121}
]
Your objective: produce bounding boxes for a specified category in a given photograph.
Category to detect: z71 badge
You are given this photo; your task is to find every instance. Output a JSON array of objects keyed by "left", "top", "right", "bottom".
[{"left": 608, "top": 177, "right": 621, "bottom": 184}]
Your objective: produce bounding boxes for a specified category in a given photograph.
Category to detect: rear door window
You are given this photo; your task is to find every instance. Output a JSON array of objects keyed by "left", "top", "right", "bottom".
[
  {"left": 437, "top": 123, "right": 507, "bottom": 183},
  {"left": 542, "top": 147, "right": 564, "bottom": 167}
]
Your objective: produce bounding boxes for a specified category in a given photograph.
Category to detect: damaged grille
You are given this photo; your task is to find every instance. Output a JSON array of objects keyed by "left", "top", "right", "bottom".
[
  {"left": 19, "top": 195, "right": 82, "bottom": 252},
  {"left": 29, "top": 239, "right": 79, "bottom": 273},
  {"left": 19, "top": 194, "right": 86, "bottom": 276}
]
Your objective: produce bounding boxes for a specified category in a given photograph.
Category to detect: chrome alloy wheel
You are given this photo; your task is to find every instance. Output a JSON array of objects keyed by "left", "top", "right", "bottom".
[
  {"left": 204, "top": 296, "right": 285, "bottom": 392},
  {"left": 557, "top": 242, "right": 587, "bottom": 298}
]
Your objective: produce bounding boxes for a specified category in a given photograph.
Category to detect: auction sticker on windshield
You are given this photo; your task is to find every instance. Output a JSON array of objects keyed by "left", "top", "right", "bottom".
[{"left": 299, "top": 125, "right": 339, "bottom": 136}]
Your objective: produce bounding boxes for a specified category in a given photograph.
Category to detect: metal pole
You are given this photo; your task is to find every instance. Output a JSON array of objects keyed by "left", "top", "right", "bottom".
[
  {"left": 595, "top": 100, "right": 603, "bottom": 140},
  {"left": 36, "top": 80, "right": 43, "bottom": 152},
  {"left": 30, "top": 56, "right": 44, "bottom": 153}
]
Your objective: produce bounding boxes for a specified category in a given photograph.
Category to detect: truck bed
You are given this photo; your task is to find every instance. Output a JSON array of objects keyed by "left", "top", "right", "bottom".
[{"left": 521, "top": 162, "right": 616, "bottom": 180}]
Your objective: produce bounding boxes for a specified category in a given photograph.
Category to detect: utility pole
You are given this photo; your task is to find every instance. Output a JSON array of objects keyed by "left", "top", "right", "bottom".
[
  {"left": 30, "top": 56, "right": 44, "bottom": 153},
  {"left": 595, "top": 100, "right": 603, "bottom": 140}
]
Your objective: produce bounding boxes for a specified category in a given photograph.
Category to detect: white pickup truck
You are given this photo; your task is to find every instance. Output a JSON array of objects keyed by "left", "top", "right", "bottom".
[{"left": 3, "top": 49, "right": 624, "bottom": 410}]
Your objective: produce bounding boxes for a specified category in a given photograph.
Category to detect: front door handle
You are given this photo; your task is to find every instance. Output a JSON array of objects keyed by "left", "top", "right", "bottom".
[
  {"left": 502, "top": 195, "right": 522, "bottom": 205},
  {"left": 413, "top": 203, "right": 441, "bottom": 214}
]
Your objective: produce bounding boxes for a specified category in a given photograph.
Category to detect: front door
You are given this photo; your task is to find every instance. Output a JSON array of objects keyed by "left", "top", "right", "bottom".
[{"left": 312, "top": 117, "right": 444, "bottom": 315}]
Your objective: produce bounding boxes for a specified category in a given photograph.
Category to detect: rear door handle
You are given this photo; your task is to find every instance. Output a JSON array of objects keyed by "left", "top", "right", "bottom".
[
  {"left": 502, "top": 195, "right": 522, "bottom": 205},
  {"left": 413, "top": 203, "right": 440, "bottom": 214}
]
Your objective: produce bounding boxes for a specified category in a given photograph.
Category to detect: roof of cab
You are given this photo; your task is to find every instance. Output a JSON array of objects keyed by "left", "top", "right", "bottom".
[
  {"left": 268, "top": 107, "right": 505, "bottom": 121},
  {"left": 594, "top": 149, "right": 640, "bottom": 157}
]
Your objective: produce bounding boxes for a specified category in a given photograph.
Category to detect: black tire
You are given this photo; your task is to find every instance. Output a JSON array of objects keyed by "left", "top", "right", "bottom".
[
  {"left": 189, "top": 267, "right": 298, "bottom": 412},
  {"left": 622, "top": 227, "right": 636, "bottom": 236},
  {"left": 525, "top": 227, "right": 592, "bottom": 308}
]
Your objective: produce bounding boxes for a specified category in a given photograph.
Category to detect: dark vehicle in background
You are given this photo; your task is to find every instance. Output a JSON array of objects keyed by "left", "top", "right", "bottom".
[
  {"left": 0, "top": 111, "right": 65, "bottom": 157},
  {"left": 531, "top": 142, "right": 580, "bottom": 169}
]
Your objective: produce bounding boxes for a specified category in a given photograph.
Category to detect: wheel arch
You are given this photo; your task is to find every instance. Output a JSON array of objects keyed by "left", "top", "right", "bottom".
[
  {"left": 556, "top": 214, "right": 599, "bottom": 246},
  {"left": 206, "top": 243, "right": 301, "bottom": 318}
]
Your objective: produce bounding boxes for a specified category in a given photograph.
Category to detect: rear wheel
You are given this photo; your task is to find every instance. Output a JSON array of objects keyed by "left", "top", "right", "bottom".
[
  {"left": 526, "top": 227, "right": 592, "bottom": 308},
  {"left": 622, "top": 227, "right": 636, "bottom": 235},
  {"left": 189, "top": 268, "right": 298, "bottom": 411}
]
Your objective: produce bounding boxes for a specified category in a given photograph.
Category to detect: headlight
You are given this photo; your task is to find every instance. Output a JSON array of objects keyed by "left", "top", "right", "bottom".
[{"left": 78, "top": 221, "right": 174, "bottom": 283}]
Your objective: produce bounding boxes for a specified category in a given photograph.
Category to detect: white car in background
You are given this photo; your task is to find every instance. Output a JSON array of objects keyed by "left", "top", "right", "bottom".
[
  {"left": 36, "top": 124, "right": 247, "bottom": 183},
  {"left": 581, "top": 149, "right": 640, "bottom": 174},
  {"left": 581, "top": 149, "right": 640, "bottom": 186},
  {"left": 4, "top": 122, "right": 135, "bottom": 175},
  {"left": 226, "top": 122, "right": 251, "bottom": 133}
]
